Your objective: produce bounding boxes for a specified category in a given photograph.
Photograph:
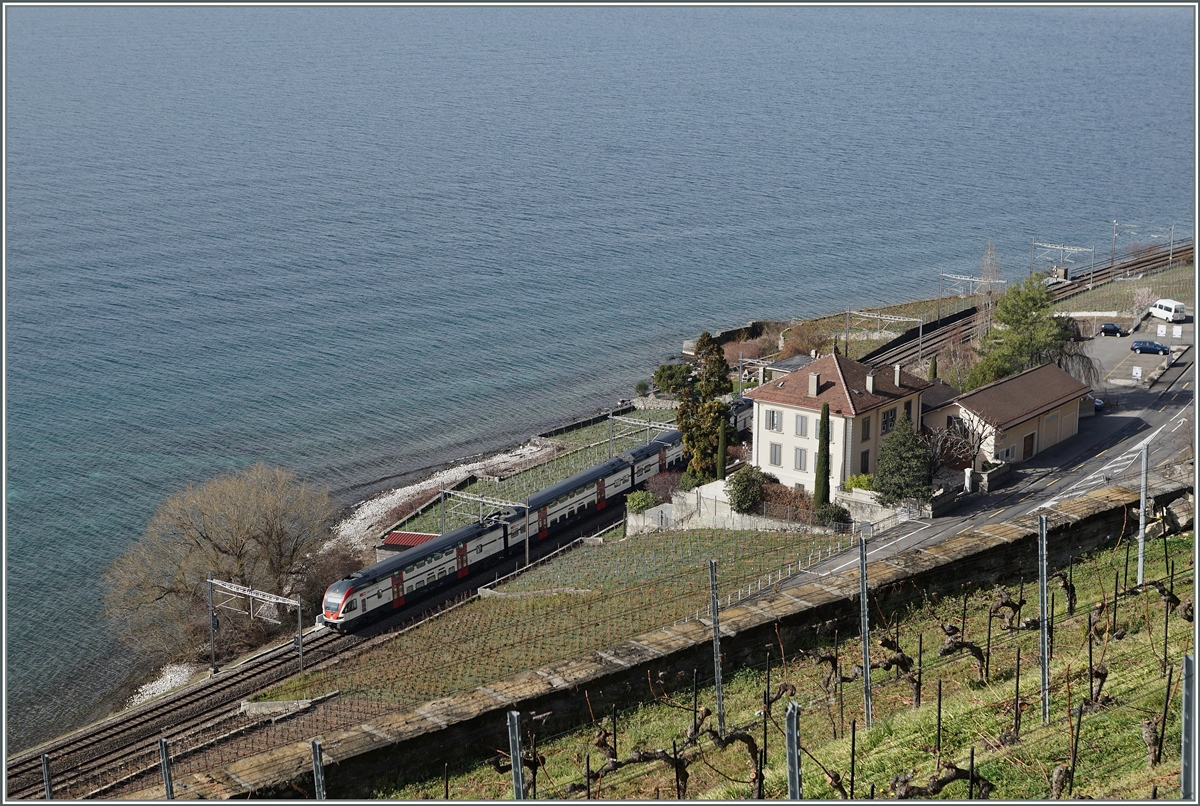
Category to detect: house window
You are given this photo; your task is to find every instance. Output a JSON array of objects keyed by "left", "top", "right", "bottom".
[
  {"left": 860, "top": 449, "right": 870, "bottom": 474},
  {"left": 795, "top": 414, "right": 808, "bottom": 437},
  {"left": 862, "top": 416, "right": 871, "bottom": 441},
  {"left": 904, "top": 400, "right": 912, "bottom": 420},
  {"left": 794, "top": 482, "right": 805, "bottom": 492},
  {"left": 766, "top": 410, "right": 783, "bottom": 432},
  {"left": 881, "top": 408, "right": 897, "bottom": 435},
  {"left": 794, "top": 447, "right": 807, "bottom": 471},
  {"left": 769, "top": 443, "right": 782, "bottom": 466}
]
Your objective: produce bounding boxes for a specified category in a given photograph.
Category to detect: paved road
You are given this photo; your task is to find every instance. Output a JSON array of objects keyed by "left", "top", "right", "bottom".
[{"left": 786, "top": 326, "right": 1194, "bottom": 583}]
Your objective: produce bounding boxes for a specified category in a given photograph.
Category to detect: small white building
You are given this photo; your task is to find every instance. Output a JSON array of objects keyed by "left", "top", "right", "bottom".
[
  {"left": 744, "top": 353, "right": 932, "bottom": 492},
  {"left": 921, "top": 363, "right": 1091, "bottom": 468}
]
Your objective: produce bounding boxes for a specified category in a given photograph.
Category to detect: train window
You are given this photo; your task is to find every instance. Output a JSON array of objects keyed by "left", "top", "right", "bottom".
[
  {"left": 345, "top": 599, "right": 358, "bottom": 613},
  {"left": 405, "top": 565, "right": 414, "bottom": 574},
  {"left": 416, "top": 579, "right": 425, "bottom": 588},
  {"left": 406, "top": 584, "right": 413, "bottom": 592},
  {"left": 438, "top": 568, "right": 446, "bottom": 578}
]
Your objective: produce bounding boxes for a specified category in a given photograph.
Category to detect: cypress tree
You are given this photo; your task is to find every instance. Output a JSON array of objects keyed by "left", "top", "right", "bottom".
[
  {"left": 716, "top": 415, "right": 727, "bottom": 480},
  {"left": 814, "top": 402, "right": 831, "bottom": 507},
  {"left": 929, "top": 353, "right": 938, "bottom": 380}
]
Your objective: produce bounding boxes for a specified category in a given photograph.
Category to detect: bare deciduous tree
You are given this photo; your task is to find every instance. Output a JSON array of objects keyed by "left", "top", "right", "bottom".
[
  {"left": 1130, "top": 286, "right": 1156, "bottom": 332},
  {"left": 937, "top": 326, "right": 977, "bottom": 392},
  {"left": 978, "top": 240, "right": 1001, "bottom": 337},
  {"left": 103, "top": 463, "right": 336, "bottom": 662}
]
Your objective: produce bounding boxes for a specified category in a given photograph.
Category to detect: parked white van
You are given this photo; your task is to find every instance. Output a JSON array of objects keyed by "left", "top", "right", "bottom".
[{"left": 1148, "top": 299, "right": 1187, "bottom": 322}]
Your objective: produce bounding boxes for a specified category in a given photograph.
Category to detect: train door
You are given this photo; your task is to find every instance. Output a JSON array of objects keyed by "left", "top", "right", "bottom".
[
  {"left": 456, "top": 543, "right": 469, "bottom": 578},
  {"left": 391, "top": 571, "right": 404, "bottom": 608},
  {"left": 596, "top": 477, "right": 606, "bottom": 510},
  {"left": 658, "top": 449, "right": 666, "bottom": 474},
  {"left": 538, "top": 507, "right": 549, "bottom": 539}
]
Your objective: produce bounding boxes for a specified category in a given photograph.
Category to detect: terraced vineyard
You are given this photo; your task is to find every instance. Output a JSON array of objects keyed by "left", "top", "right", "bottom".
[{"left": 374, "top": 531, "right": 1195, "bottom": 801}]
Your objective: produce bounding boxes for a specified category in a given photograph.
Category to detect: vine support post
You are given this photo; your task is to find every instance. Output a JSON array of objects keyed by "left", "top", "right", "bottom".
[
  {"left": 159, "top": 738, "right": 174, "bottom": 800},
  {"left": 858, "top": 535, "right": 873, "bottom": 727},
  {"left": 709, "top": 559, "right": 726, "bottom": 737},
  {"left": 915, "top": 632, "right": 923, "bottom": 708},
  {"left": 1013, "top": 647, "right": 1022, "bottom": 735},
  {"left": 786, "top": 700, "right": 801, "bottom": 799},
  {"left": 507, "top": 711, "right": 524, "bottom": 800},
  {"left": 1181, "top": 654, "right": 1194, "bottom": 800},
  {"left": 1139, "top": 441, "right": 1148, "bottom": 585},
  {"left": 936, "top": 679, "right": 942, "bottom": 760},
  {"left": 1039, "top": 514, "right": 1050, "bottom": 725},
  {"left": 311, "top": 740, "right": 326, "bottom": 800}
]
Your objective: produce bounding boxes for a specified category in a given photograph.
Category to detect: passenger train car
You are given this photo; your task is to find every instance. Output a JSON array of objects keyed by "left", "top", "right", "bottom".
[
  {"left": 731, "top": 397, "right": 754, "bottom": 434},
  {"left": 320, "top": 429, "right": 687, "bottom": 631}
]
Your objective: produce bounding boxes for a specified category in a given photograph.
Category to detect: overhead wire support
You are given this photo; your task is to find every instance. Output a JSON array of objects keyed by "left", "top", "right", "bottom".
[
  {"left": 208, "top": 576, "right": 306, "bottom": 672},
  {"left": 1029, "top": 240, "right": 1095, "bottom": 283},
  {"left": 440, "top": 489, "right": 528, "bottom": 514},
  {"left": 939, "top": 272, "right": 1008, "bottom": 295},
  {"left": 847, "top": 310, "right": 924, "bottom": 364}
]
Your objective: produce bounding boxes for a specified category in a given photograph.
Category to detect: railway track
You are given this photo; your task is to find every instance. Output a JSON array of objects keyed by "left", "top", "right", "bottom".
[
  {"left": 862, "top": 243, "right": 1192, "bottom": 371},
  {"left": 4, "top": 628, "right": 355, "bottom": 800},
  {"left": 5, "top": 507, "right": 626, "bottom": 800}
]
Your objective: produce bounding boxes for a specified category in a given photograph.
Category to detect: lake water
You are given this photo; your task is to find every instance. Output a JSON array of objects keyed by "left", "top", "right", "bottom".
[{"left": 5, "top": 6, "right": 1193, "bottom": 751}]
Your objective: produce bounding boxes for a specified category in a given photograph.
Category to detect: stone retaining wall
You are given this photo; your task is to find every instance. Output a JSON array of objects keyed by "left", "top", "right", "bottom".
[{"left": 124, "top": 476, "right": 1190, "bottom": 800}]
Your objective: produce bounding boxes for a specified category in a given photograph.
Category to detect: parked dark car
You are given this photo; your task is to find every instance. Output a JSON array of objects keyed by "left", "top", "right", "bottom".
[
  {"left": 1131, "top": 340, "right": 1170, "bottom": 355},
  {"left": 1098, "top": 322, "right": 1127, "bottom": 337}
]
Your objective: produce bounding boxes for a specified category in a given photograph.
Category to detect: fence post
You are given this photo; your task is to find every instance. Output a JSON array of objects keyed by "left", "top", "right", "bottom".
[
  {"left": 786, "top": 701, "right": 801, "bottom": 799},
  {"left": 158, "top": 738, "right": 174, "bottom": 800},
  {"left": 508, "top": 711, "right": 525, "bottom": 800},
  {"left": 710, "top": 559, "right": 726, "bottom": 737},
  {"left": 1138, "top": 442, "right": 1147, "bottom": 584},
  {"left": 41, "top": 754, "right": 51, "bottom": 800},
  {"left": 1182, "top": 654, "right": 1194, "bottom": 800},
  {"left": 1038, "top": 514, "right": 1050, "bottom": 725},
  {"left": 312, "top": 740, "right": 326, "bottom": 800},
  {"left": 858, "top": 536, "right": 873, "bottom": 727}
]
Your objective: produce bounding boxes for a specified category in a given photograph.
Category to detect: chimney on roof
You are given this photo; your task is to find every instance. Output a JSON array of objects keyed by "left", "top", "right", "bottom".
[
  {"left": 866, "top": 370, "right": 876, "bottom": 395},
  {"left": 809, "top": 372, "right": 820, "bottom": 397},
  {"left": 894, "top": 363, "right": 902, "bottom": 388}
]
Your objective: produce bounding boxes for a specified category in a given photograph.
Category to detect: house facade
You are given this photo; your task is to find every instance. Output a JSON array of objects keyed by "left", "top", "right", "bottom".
[
  {"left": 744, "top": 354, "right": 932, "bottom": 492},
  {"left": 920, "top": 363, "right": 1091, "bottom": 469}
]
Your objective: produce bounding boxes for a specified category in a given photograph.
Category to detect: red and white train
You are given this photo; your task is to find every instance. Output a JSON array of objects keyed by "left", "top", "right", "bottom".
[{"left": 319, "top": 429, "right": 687, "bottom": 631}]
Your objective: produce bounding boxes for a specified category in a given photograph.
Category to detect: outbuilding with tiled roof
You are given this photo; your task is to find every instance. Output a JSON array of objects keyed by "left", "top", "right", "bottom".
[{"left": 920, "top": 363, "right": 1091, "bottom": 469}]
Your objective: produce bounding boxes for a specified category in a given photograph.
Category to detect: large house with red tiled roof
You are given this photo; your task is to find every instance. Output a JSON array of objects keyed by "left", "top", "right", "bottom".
[{"left": 744, "top": 353, "right": 933, "bottom": 491}]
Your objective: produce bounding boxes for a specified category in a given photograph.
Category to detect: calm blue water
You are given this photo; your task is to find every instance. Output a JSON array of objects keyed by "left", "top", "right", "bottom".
[{"left": 5, "top": 7, "right": 1193, "bottom": 750}]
